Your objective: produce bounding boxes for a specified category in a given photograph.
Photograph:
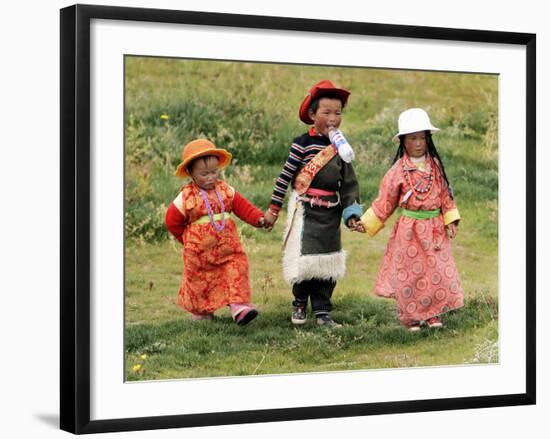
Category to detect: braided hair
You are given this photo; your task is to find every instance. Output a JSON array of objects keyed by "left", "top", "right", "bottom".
[{"left": 392, "top": 131, "right": 454, "bottom": 199}]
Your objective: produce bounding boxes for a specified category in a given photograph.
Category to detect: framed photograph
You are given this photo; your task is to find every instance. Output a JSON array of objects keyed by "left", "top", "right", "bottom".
[{"left": 60, "top": 4, "right": 536, "bottom": 434}]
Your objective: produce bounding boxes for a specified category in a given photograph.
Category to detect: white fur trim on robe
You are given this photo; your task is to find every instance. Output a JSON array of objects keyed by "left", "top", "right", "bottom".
[{"left": 282, "top": 191, "right": 347, "bottom": 285}]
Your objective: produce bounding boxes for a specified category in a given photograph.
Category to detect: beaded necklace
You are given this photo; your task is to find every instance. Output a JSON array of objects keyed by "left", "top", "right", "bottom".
[
  {"left": 199, "top": 187, "right": 226, "bottom": 231},
  {"left": 402, "top": 155, "right": 434, "bottom": 201}
]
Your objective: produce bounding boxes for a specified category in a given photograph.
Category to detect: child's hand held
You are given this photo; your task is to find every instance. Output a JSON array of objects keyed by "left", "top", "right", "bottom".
[
  {"left": 347, "top": 218, "right": 366, "bottom": 233},
  {"left": 354, "top": 221, "right": 367, "bottom": 233},
  {"left": 264, "top": 209, "right": 278, "bottom": 231}
]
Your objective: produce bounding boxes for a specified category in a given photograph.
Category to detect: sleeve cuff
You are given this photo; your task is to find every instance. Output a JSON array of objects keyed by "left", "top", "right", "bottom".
[
  {"left": 342, "top": 202, "right": 363, "bottom": 225},
  {"left": 360, "top": 207, "right": 385, "bottom": 237},
  {"left": 443, "top": 208, "right": 460, "bottom": 226}
]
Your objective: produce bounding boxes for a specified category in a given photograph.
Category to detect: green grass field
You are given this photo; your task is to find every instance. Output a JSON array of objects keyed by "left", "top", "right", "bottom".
[{"left": 124, "top": 56, "right": 498, "bottom": 380}]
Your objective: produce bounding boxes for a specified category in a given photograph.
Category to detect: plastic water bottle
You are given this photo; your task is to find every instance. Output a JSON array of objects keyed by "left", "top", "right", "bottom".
[{"left": 328, "top": 128, "right": 355, "bottom": 163}]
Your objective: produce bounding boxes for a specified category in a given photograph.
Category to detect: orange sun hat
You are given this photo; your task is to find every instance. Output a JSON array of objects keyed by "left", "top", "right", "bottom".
[
  {"left": 175, "top": 139, "right": 232, "bottom": 178},
  {"left": 298, "top": 80, "right": 351, "bottom": 125}
]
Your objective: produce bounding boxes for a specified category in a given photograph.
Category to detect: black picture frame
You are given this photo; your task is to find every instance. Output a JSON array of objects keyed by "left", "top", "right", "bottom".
[{"left": 60, "top": 3, "right": 536, "bottom": 434}]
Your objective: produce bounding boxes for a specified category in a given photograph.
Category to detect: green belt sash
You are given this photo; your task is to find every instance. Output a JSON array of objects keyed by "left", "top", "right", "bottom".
[
  {"left": 193, "top": 212, "right": 229, "bottom": 224},
  {"left": 401, "top": 208, "right": 441, "bottom": 219}
]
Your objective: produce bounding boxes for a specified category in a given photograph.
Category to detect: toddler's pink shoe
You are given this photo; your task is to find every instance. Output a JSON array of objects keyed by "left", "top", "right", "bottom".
[{"left": 230, "top": 304, "right": 258, "bottom": 326}]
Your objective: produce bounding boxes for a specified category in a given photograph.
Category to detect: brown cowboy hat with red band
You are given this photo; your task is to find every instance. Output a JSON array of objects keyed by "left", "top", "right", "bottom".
[{"left": 298, "top": 80, "right": 351, "bottom": 125}]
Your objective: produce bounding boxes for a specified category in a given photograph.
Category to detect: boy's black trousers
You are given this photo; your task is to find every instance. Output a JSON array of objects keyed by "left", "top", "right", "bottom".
[{"left": 292, "top": 279, "right": 336, "bottom": 315}]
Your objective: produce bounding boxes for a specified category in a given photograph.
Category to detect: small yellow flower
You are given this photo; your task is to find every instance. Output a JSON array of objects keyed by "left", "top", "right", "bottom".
[
  {"left": 140, "top": 354, "right": 148, "bottom": 360},
  {"left": 132, "top": 364, "right": 142, "bottom": 372},
  {"left": 160, "top": 113, "right": 170, "bottom": 121}
]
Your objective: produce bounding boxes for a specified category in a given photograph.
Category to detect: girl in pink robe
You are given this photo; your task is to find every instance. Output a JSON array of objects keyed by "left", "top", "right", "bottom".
[{"left": 360, "top": 108, "right": 464, "bottom": 331}]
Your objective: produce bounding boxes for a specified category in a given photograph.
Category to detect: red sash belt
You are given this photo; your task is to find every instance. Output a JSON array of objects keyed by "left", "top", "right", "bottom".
[
  {"left": 306, "top": 188, "right": 335, "bottom": 196},
  {"left": 297, "top": 188, "right": 340, "bottom": 208}
]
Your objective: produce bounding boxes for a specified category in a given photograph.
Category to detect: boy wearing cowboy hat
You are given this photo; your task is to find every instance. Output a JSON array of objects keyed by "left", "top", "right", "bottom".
[
  {"left": 264, "top": 80, "right": 364, "bottom": 328},
  {"left": 165, "top": 139, "right": 267, "bottom": 325}
]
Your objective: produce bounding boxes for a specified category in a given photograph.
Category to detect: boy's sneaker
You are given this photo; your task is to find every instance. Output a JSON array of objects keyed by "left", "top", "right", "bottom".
[
  {"left": 291, "top": 304, "right": 307, "bottom": 325},
  {"left": 316, "top": 314, "right": 342, "bottom": 328}
]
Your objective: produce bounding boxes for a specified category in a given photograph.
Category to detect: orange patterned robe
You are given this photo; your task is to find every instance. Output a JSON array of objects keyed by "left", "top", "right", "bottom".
[
  {"left": 165, "top": 180, "right": 262, "bottom": 315},
  {"left": 361, "top": 154, "right": 464, "bottom": 326}
]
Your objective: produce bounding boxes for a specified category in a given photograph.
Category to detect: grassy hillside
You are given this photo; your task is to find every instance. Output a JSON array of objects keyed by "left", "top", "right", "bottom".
[{"left": 124, "top": 56, "right": 498, "bottom": 380}]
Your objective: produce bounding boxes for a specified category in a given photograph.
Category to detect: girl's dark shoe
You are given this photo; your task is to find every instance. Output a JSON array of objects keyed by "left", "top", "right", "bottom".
[
  {"left": 426, "top": 316, "right": 443, "bottom": 328},
  {"left": 405, "top": 320, "right": 421, "bottom": 332}
]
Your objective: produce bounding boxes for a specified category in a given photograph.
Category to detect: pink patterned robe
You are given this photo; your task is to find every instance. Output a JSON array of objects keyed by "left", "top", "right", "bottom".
[{"left": 361, "top": 154, "right": 464, "bottom": 326}]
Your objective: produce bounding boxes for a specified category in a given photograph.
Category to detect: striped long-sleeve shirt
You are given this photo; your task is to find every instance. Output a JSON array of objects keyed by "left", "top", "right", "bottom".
[{"left": 270, "top": 128, "right": 331, "bottom": 210}]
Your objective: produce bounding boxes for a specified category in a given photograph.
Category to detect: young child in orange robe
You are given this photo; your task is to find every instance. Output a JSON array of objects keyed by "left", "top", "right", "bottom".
[{"left": 165, "top": 139, "right": 266, "bottom": 325}]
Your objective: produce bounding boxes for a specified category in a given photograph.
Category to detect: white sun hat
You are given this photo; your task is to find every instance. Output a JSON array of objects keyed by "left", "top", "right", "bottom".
[{"left": 392, "top": 108, "right": 440, "bottom": 142}]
